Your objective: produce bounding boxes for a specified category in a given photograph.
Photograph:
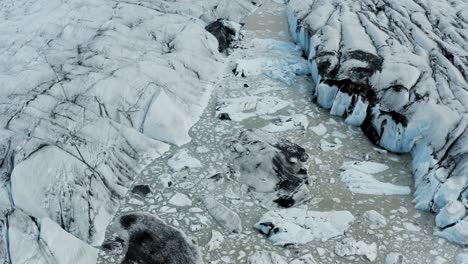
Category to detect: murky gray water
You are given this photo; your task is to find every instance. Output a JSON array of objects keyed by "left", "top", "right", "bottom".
[{"left": 98, "top": 1, "right": 464, "bottom": 263}]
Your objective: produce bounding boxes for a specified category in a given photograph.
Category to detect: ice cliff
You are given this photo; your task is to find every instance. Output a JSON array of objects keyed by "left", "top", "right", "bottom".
[{"left": 287, "top": 0, "right": 468, "bottom": 244}]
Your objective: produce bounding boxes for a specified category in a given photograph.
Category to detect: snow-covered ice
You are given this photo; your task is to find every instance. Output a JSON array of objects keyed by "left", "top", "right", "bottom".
[
  {"left": 167, "top": 150, "right": 202, "bottom": 172},
  {"left": 255, "top": 208, "right": 354, "bottom": 245},
  {"left": 339, "top": 161, "right": 411, "bottom": 195}
]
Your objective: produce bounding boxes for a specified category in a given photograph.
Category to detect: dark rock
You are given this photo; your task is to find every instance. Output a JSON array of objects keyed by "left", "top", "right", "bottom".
[
  {"left": 224, "top": 129, "right": 309, "bottom": 196},
  {"left": 205, "top": 19, "right": 236, "bottom": 52},
  {"left": 116, "top": 213, "right": 203, "bottom": 264},
  {"left": 218, "top": 113, "right": 231, "bottom": 120},
  {"left": 273, "top": 196, "right": 295, "bottom": 208},
  {"left": 209, "top": 173, "right": 223, "bottom": 181},
  {"left": 131, "top": 185, "right": 152, "bottom": 196}
]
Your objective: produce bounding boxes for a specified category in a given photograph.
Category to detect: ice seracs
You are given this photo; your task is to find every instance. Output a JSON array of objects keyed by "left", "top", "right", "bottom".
[
  {"left": 287, "top": 0, "right": 468, "bottom": 243},
  {"left": 435, "top": 201, "right": 466, "bottom": 229}
]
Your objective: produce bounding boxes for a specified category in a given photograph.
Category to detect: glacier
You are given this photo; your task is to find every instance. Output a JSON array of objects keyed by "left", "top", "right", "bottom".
[
  {"left": 287, "top": 0, "right": 468, "bottom": 244},
  {"left": 0, "top": 0, "right": 264, "bottom": 262}
]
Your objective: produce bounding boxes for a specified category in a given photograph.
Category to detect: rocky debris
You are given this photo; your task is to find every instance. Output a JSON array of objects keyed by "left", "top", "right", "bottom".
[
  {"left": 363, "top": 210, "right": 387, "bottom": 229},
  {"left": 167, "top": 150, "right": 202, "bottom": 172},
  {"left": 115, "top": 213, "right": 203, "bottom": 264},
  {"left": 131, "top": 185, "right": 152, "bottom": 197},
  {"left": 247, "top": 251, "right": 287, "bottom": 264},
  {"left": 385, "top": 253, "right": 407, "bottom": 264},
  {"left": 255, "top": 208, "right": 354, "bottom": 246},
  {"left": 203, "top": 196, "right": 242, "bottom": 233},
  {"left": 288, "top": 0, "right": 468, "bottom": 244},
  {"left": 205, "top": 19, "right": 242, "bottom": 52},
  {"left": 334, "top": 237, "right": 378, "bottom": 261},
  {"left": 225, "top": 129, "right": 310, "bottom": 208},
  {"left": 218, "top": 113, "right": 232, "bottom": 120}
]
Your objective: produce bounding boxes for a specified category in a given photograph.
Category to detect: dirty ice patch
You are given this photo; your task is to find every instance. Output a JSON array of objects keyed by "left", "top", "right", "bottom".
[
  {"left": 255, "top": 208, "right": 354, "bottom": 246},
  {"left": 216, "top": 96, "right": 289, "bottom": 121},
  {"left": 167, "top": 149, "right": 202, "bottom": 171},
  {"left": 320, "top": 139, "right": 342, "bottom": 151},
  {"left": 262, "top": 114, "right": 309, "bottom": 132},
  {"left": 339, "top": 161, "right": 411, "bottom": 195},
  {"left": 334, "top": 237, "right": 378, "bottom": 261},
  {"left": 234, "top": 57, "right": 310, "bottom": 85}
]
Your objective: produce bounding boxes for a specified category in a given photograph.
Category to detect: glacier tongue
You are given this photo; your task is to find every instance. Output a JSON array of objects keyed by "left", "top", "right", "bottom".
[
  {"left": 287, "top": 0, "right": 468, "bottom": 244},
  {"left": 0, "top": 0, "right": 264, "bottom": 262}
]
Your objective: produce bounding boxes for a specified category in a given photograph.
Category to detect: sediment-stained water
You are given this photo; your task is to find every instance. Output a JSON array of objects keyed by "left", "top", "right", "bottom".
[{"left": 98, "top": 1, "right": 463, "bottom": 263}]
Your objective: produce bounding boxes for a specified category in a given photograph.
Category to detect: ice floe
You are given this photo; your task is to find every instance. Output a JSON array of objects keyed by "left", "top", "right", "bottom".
[
  {"left": 339, "top": 161, "right": 411, "bottom": 195},
  {"left": 255, "top": 208, "right": 354, "bottom": 245}
]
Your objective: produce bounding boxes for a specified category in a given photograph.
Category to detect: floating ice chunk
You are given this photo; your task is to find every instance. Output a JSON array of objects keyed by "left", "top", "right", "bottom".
[
  {"left": 435, "top": 201, "right": 466, "bottom": 228},
  {"left": 340, "top": 161, "right": 410, "bottom": 195},
  {"left": 207, "top": 230, "right": 224, "bottom": 251},
  {"left": 255, "top": 208, "right": 354, "bottom": 246},
  {"left": 247, "top": 251, "right": 287, "bottom": 264},
  {"left": 263, "top": 114, "right": 309, "bottom": 132},
  {"left": 457, "top": 253, "right": 468, "bottom": 264},
  {"left": 168, "top": 193, "right": 192, "bottom": 207},
  {"left": 234, "top": 57, "right": 310, "bottom": 85},
  {"left": 320, "top": 139, "right": 342, "bottom": 151},
  {"left": 363, "top": 210, "right": 387, "bottom": 229},
  {"left": 385, "top": 253, "right": 407, "bottom": 264},
  {"left": 403, "top": 222, "right": 421, "bottom": 232},
  {"left": 159, "top": 173, "right": 173, "bottom": 188},
  {"left": 290, "top": 254, "right": 318, "bottom": 264},
  {"left": 203, "top": 196, "right": 242, "bottom": 233},
  {"left": 311, "top": 124, "right": 327, "bottom": 136},
  {"left": 334, "top": 237, "right": 378, "bottom": 261},
  {"left": 167, "top": 150, "right": 202, "bottom": 172},
  {"left": 216, "top": 96, "right": 290, "bottom": 121},
  {"left": 341, "top": 161, "right": 389, "bottom": 174}
]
